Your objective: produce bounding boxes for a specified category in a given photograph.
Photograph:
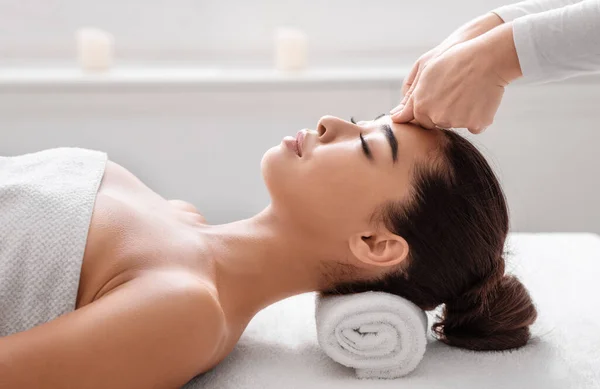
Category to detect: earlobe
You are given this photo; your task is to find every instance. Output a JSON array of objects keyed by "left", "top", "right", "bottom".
[{"left": 349, "top": 232, "right": 409, "bottom": 268}]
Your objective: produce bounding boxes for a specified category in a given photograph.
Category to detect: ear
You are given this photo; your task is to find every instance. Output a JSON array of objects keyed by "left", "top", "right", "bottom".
[{"left": 349, "top": 229, "right": 409, "bottom": 268}]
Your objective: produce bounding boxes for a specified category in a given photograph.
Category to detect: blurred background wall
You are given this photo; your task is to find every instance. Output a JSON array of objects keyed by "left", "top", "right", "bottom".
[
  {"left": 0, "top": 0, "right": 598, "bottom": 233},
  {"left": 0, "top": 0, "right": 509, "bottom": 64}
]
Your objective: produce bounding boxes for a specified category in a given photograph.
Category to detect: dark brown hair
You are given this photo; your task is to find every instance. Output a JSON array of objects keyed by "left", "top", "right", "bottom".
[{"left": 323, "top": 130, "right": 537, "bottom": 351}]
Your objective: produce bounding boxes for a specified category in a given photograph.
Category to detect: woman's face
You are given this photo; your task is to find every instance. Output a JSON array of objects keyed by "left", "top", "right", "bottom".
[{"left": 261, "top": 114, "right": 442, "bottom": 239}]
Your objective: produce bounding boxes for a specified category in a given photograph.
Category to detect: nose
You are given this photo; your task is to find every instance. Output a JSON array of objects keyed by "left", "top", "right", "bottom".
[{"left": 316, "top": 115, "right": 358, "bottom": 143}]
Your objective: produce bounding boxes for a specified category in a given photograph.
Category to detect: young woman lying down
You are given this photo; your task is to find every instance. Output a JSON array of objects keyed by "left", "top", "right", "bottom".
[{"left": 0, "top": 114, "right": 537, "bottom": 388}]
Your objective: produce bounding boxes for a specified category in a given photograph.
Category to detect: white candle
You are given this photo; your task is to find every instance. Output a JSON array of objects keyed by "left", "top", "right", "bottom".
[
  {"left": 274, "top": 27, "right": 308, "bottom": 71},
  {"left": 76, "top": 28, "right": 114, "bottom": 72}
]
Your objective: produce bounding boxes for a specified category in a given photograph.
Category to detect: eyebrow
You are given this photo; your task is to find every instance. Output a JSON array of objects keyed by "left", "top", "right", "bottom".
[
  {"left": 359, "top": 123, "right": 398, "bottom": 164},
  {"left": 354, "top": 114, "right": 399, "bottom": 163},
  {"left": 374, "top": 113, "right": 398, "bottom": 163},
  {"left": 380, "top": 123, "right": 398, "bottom": 163}
]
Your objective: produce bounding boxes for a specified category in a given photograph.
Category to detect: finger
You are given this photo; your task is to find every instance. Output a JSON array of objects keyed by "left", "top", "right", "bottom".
[
  {"left": 430, "top": 118, "right": 453, "bottom": 130},
  {"left": 391, "top": 68, "right": 422, "bottom": 115},
  {"left": 467, "top": 126, "right": 487, "bottom": 134},
  {"left": 401, "top": 67, "right": 421, "bottom": 105},
  {"left": 467, "top": 119, "right": 491, "bottom": 134},
  {"left": 401, "top": 62, "right": 420, "bottom": 97},
  {"left": 390, "top": 103, "right": 403, "bottom": 115},
  {"left": 413, "top": 108, "right": 437, "bottom": 130},
  {"left": 391, "top": 94, "right": 415, "bottom": 123}
]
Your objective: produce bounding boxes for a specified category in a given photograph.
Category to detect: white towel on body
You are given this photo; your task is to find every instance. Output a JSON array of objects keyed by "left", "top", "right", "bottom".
[{"left": 0, "top": 147, "right": 107, "bottom": 336}]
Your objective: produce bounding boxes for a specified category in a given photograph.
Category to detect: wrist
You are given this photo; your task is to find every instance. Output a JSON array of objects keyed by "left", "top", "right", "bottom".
[
  {"left": 479, "top": 22, "right": 523, "bottom": 84},
  {"left": 458, "top": 12, "right": 505, "bottom": 39}
]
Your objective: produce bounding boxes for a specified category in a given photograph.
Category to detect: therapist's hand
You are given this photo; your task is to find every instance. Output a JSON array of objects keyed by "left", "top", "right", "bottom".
[
  {"left": 399, "top": 12, "right": 505, "bottom": 98},
  {"left": 391, "top": 19, "right": 523, "bottom": 133}
]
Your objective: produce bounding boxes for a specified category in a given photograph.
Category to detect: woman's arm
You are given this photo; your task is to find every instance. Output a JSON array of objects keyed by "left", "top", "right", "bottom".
[
  {"left": 492, "top": 0, "right": 585, "bottom": 22},
  {"left": 0, "top": 271, "right": 226, "bottom": 389}
]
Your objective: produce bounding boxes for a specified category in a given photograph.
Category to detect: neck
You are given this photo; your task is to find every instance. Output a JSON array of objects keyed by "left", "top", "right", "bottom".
[{"left": 195, "top": 206, "right": 342, "bottom": 325}]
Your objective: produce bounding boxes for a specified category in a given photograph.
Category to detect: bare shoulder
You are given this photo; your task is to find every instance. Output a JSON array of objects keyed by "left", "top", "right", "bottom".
[
  {"left": 134, "top": 270, "right": 228, "bottom": 358},
  {"left": 0, "top": 270, "right": 228, "bottom": 388},
  {"left": 131, "top": 271, "right": 229, "bottom": 374}
]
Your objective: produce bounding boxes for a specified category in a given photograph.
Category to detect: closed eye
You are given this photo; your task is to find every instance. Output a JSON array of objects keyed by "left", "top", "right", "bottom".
[{"left": 360, "top": 132, "right": 373, "bottom": 161}]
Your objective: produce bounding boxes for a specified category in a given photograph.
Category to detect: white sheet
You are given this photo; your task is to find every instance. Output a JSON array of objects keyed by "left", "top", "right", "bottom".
[{"left": 184, "top": 233, "right": 600, "bottom": 389}]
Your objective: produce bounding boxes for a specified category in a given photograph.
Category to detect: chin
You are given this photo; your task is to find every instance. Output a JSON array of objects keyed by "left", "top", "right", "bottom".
[
  {"left": 262, "top": 145, "right": 288, "bottom": 189},
  {"left": 261, "top": 145, "right": 282, "bottom": 180},
  {"left": 261, "top": 144, "right": 304, "bottom": 208}
]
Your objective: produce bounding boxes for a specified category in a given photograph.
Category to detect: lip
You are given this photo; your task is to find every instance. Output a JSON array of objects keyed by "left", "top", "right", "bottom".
[
  {"left": 296, "top": 130, "right": 305, "bottom": 157},
  {"left": 282, "top": 130, "right": 305, "bottom": 157}
]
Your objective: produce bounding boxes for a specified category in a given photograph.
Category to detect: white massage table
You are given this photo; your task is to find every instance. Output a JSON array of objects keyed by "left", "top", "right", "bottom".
[{"left": 184, "top": 233, "right": 600, "bottom": 389}]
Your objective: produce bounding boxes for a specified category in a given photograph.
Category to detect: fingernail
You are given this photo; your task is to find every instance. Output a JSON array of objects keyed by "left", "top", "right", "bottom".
[{"left": 390, "top": 104, "right": 404, "bottom": 115}]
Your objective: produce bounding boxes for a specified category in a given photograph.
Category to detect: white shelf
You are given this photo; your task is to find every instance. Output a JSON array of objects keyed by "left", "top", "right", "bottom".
[{"left": 0, "top": 66, "right": 409, "bottom": 92}]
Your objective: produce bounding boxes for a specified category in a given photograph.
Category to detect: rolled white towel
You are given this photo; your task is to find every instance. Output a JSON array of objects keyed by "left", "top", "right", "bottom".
[{"left": 315, "top": 291, "right": 428, "bottom": 379}]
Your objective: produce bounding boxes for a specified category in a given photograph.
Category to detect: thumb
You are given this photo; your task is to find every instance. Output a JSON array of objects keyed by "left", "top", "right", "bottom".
[
  {"left": 391, "top": 94, "right": 415, "bottom": 123},
  {"left": 392, "top": 66, "right": 422, "bottom": 118},
  {"left": 401, "top": 62, "right": 420, "bottom": 97}
]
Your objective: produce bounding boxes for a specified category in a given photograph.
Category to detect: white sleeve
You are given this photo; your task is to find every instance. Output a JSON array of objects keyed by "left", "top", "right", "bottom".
[
  {"left": 508, "top": 0, "right": 600, "bottom": 83},
  {"left": 492, "top": 0, "right": 584, "bottom": 22}
]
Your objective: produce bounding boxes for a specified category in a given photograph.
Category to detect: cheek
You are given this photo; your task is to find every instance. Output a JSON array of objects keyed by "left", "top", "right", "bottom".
[{"left": 295, "top": 152, "right": 381, "bottom": 224}]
